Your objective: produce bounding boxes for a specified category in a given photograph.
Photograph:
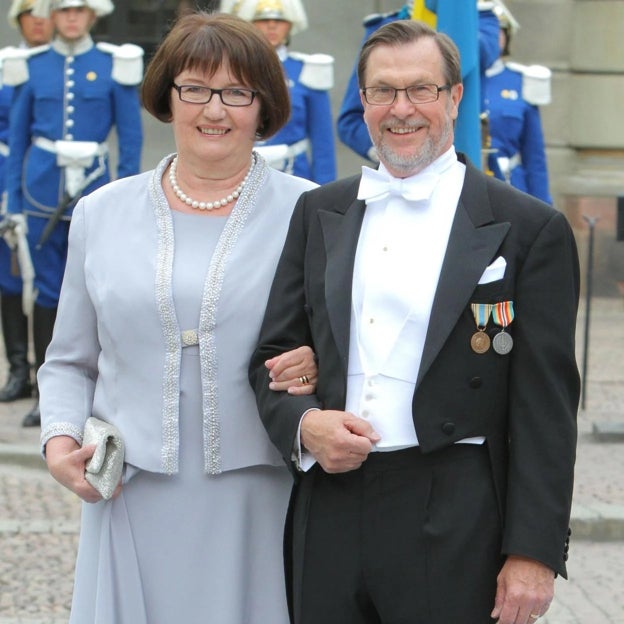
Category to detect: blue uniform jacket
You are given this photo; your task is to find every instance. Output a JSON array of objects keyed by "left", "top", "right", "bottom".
[
  {"left": 258, "top": 54, "right": 336, "bottom": 184},
  {"left": 0, "top": 83, "right": 12, "bottom": 194},
  {"left": 0, "top": 82, "right": 22, "bottom": 295},
  {"left": 6, "top": 36, "right": 142, "bottom": 219},
  {"left": 485, "top": 63, "right": 551, "bottom": 204}
]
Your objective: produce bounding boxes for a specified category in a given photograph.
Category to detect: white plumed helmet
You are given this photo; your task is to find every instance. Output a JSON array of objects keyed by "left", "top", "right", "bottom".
[
  {"left": 7, "top": 0, "right": 42, "bottom": 28},
  {"left": 32, "top": 0, "right": 114, "bottom": 19},
  {"left": 222, "top": 0, "right": 308, "bottom": 36}
]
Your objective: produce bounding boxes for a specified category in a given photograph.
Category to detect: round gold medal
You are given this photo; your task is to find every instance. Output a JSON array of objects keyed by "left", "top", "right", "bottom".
[{"left": 470, "top": 330, "right": 491, "bottom": 354}]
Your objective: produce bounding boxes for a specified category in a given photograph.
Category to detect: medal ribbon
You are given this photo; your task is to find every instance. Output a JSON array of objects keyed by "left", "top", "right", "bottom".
[
  {"left": 491, "top": 301, "right": 514, "bottom": 329},
  {"left": 471, "top": 303, "right": 493, "bottom": 330}
]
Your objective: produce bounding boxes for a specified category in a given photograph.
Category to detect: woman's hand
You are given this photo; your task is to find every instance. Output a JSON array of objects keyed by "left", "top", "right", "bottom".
[
  {"left": 45, "top": 435, "right": 119, "bottom": 503},
  {"left": 265, "top": 345, "right": 318, "bottom": 395}
]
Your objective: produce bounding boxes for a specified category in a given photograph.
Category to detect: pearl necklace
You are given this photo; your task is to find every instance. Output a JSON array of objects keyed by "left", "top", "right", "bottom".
[{"left": 168, "top": 156, "right": 252, "bottom": 210}]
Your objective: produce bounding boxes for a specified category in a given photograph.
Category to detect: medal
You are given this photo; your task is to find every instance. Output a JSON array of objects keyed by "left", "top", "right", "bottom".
[
  {"left": 491, "top": 301, "right": 515, "bottom": 355},
  {"left": 470, "top": 303, "right": 493, "bottom": 354},
  {"left": 471, "top": 330, "right": 491, "bottom": 354},
  {"left": 492, "top": 331, "right": 513, "bottom": 354}
]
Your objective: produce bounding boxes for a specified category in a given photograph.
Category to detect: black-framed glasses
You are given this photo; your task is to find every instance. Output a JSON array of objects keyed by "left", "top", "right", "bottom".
[
  {"left": 361, "top": 84, "right": 451, "bottom": 106},
  {"left": 172, "top": 84, "right": 257, "bottom": 107}
]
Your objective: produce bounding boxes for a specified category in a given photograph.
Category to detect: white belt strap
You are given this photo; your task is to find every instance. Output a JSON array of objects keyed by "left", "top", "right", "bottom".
[
  {"left": 254, "top": 138, "right": 309, "bottom": 174},
  {"left": 287, "top": 138, "right": 309, "bottom": 158},
  {"left": 508, "top": 153, "right": 521, "bottom": 170},
  {"left": 34, "top": 136, "right": 108, "bottom": 157},
  {"left": 33, "top": 137, "right": 109, "bottom": 197},
  {"left": 496, "top": 153, "right": 522, "bottom": 184}
]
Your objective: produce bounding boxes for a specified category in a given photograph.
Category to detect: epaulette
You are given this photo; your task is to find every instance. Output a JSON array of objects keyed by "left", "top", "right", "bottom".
[
  {"left": 0, "top": 46, "right": 19, "bottom": 62},
  {"left": 0, "top": 44, "right": 49, "bottom": 87},
  {"left": 363, "top": 10, "right": 400, "bottom": 28},
  {"left": 0, "top": 46, "right": 18, "bottom": 86},
  {"left": 96, "top": 42, "right": 144, "bottom": 86},
  {"left": 289, "top": 52, "right": 334, "bottom": 91},
  {"left": 506, "top": 61, "right": 551, "bottom": 106}
]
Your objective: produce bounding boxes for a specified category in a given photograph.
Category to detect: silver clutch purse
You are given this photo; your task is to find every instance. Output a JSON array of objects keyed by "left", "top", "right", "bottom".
[{"left": 83, "top": 417, "right": 125, "bottom": 500}]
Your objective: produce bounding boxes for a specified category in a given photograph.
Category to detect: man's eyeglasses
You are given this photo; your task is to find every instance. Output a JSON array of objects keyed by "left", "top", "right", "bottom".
[
  {"left": 172, "top": 84, "right": 257, "bottom": 107},
  {"left": 361, "top": 84, "right": 451, "bottom": 106}
]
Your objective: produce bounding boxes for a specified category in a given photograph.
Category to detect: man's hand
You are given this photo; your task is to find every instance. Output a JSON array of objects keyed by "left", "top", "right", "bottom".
[
  {"left": 300, "top": 409, "right": 381, "bottom": 473},
  {"left": 491, "top": 555, "right": 555, "bottom": 624}
]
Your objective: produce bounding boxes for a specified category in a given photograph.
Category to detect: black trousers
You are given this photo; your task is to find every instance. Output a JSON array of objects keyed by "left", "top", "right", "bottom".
[{"left": 295, "top": 445, "right": 503, "bottom": 624}]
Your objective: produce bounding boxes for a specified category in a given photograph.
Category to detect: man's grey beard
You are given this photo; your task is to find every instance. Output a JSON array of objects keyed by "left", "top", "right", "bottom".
[{"left": 373, "top": 117, "right": 453, "bottom": 177}]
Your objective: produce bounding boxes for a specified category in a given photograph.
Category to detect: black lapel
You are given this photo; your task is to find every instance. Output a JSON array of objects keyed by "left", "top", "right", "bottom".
[
  {"left": 319, "top": 196, "right": 366, "bottom": 368},
  {"left": 416, "top": 160, "right": 511, "bottom": 386}
]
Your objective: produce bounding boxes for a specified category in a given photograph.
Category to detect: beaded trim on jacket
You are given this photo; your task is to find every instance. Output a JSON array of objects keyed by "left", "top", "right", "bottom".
[{"left": 149, "top": 153, "right": 269, "bottom": 474}]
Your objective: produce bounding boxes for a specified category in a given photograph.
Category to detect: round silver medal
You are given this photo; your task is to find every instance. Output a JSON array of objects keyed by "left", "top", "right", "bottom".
[{"left": 492, "top": 331, "right": 513, "bottom": 355}]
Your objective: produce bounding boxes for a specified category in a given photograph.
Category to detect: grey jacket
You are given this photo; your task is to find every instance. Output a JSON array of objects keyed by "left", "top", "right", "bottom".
[{"left": 39, "top": 153, "right": 316, "bottom": 474}]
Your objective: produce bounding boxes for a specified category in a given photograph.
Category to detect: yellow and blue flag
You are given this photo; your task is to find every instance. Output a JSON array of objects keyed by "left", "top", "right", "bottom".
[{"left": 412, "top": 0, "right": 481, "bottom": 167}]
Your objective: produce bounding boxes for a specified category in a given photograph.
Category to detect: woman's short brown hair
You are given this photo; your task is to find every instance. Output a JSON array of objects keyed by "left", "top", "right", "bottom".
[{"left": 142, "top": 12, "right": 290, "bottom": 139}]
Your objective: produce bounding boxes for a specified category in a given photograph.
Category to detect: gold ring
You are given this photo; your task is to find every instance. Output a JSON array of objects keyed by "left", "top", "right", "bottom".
[
  {"left": 299, "top": 375, "right": 309, "bottom": 384},
  {"left": 529, "top": 615, "right": 540, "bottom": 620}
]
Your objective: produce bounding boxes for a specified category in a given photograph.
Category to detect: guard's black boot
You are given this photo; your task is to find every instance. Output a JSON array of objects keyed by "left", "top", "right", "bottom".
[
  {"left": 22, "top": 399, "right": 40, "bottom": 428},
  {"left": 22, "top": 304, "right": 57, "bottom": 428},
  {"left": 0, "top": 294, "right": 32, "bottom": 402}
]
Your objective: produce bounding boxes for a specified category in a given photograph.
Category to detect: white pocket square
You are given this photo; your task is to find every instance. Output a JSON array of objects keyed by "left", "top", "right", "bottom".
[{"left": 478, "top": 256, "right": 506, "bottom": 284}]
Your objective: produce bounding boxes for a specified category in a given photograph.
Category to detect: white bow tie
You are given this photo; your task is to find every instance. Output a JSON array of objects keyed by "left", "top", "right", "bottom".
[{"left": 357, "top": 166, "right": 439, "bottom": 203}]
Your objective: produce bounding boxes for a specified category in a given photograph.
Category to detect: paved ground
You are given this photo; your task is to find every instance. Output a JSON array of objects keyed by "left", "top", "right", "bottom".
[{"left": 0, "top": 296, "right": 623, "bottom": 623}]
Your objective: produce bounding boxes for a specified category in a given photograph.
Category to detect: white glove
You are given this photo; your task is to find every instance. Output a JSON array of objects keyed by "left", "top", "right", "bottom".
[{"left": 2, "top": 213, "right": 28, "bottom": 249}]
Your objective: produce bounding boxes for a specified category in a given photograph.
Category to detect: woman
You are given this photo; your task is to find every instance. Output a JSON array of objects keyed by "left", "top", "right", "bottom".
[
  {"left": 484, "top": 5, "right": 552, "bottom": 204},
  {"left": 223, "top": 0, "right": 336, "bottom": 184},
  {"left": 3, "top": 0, "right": 143, "bottom": 426},
  {"left": 38, "top": 12, "right": 317, "bottom": 623}
]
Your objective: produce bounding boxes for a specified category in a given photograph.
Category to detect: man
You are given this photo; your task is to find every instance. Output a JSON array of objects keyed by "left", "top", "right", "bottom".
[
  {"left": 337, "top": 1, "right": 500, "bottom": 165},
  {"left": 3, "top": 0, "right": 143, "bottom": 426},
  {"left": 0, "top": 0, "right": 54, "bottom": 404},
  {"left": 224, "top": 0, "right": 337, "bottom": 183},
  {"left": 250, "top": 19, "right": 579, "bottom": 624}
]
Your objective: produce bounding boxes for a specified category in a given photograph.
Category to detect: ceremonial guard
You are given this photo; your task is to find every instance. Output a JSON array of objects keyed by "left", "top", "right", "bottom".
[
  {"left": 0, "top": 0, "right": 53, "bottom": 404},
  {"left": 337, "top": 1, "right": 500, "bottom": 163},
  {"left": 484, "top": 4, "right": 552, "bottom": 203},
  {"left": 223, "top": 0, "right": 336, "bottom": 183},
  {"left": 3, "top": 0, "right": 143, "bottom": 426}
]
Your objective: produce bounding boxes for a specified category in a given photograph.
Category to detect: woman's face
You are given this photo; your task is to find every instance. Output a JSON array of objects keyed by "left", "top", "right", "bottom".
[
  {"left": 252, "top": 18, "right": 292, "bottom": 48},
  {"left": 170, "top": 60, "right": 262, "bottom": 169}
]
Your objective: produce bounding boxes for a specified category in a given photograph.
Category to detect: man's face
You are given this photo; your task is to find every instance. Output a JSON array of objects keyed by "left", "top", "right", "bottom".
[
  {"left": 52, "top": 7, "right": 96, "bottom": 42},
  {"left": 253, "top": 18, "right": 292, "bottom": 48},
  {"left": 18, "top": 11, "right": 54, "bottom": 47},
  {"left": 361, "top": 37, "right": 463, "bottom": 178}
]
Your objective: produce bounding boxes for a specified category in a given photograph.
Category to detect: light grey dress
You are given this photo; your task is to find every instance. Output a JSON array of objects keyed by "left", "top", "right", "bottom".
[
  {"left": 69, "top": 213, "right": 290, "bottom": 623},
  {"left": 38, "top": 155, "right": 317, "bottom": 623}
]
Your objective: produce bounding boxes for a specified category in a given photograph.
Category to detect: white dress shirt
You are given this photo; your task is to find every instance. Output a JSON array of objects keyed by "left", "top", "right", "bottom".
[
  {"left": 347, "top": 147, "right": 465, "bottom": 450},
  {"left": 298, "top": 148, "right": 483, "bottom": 470}
]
